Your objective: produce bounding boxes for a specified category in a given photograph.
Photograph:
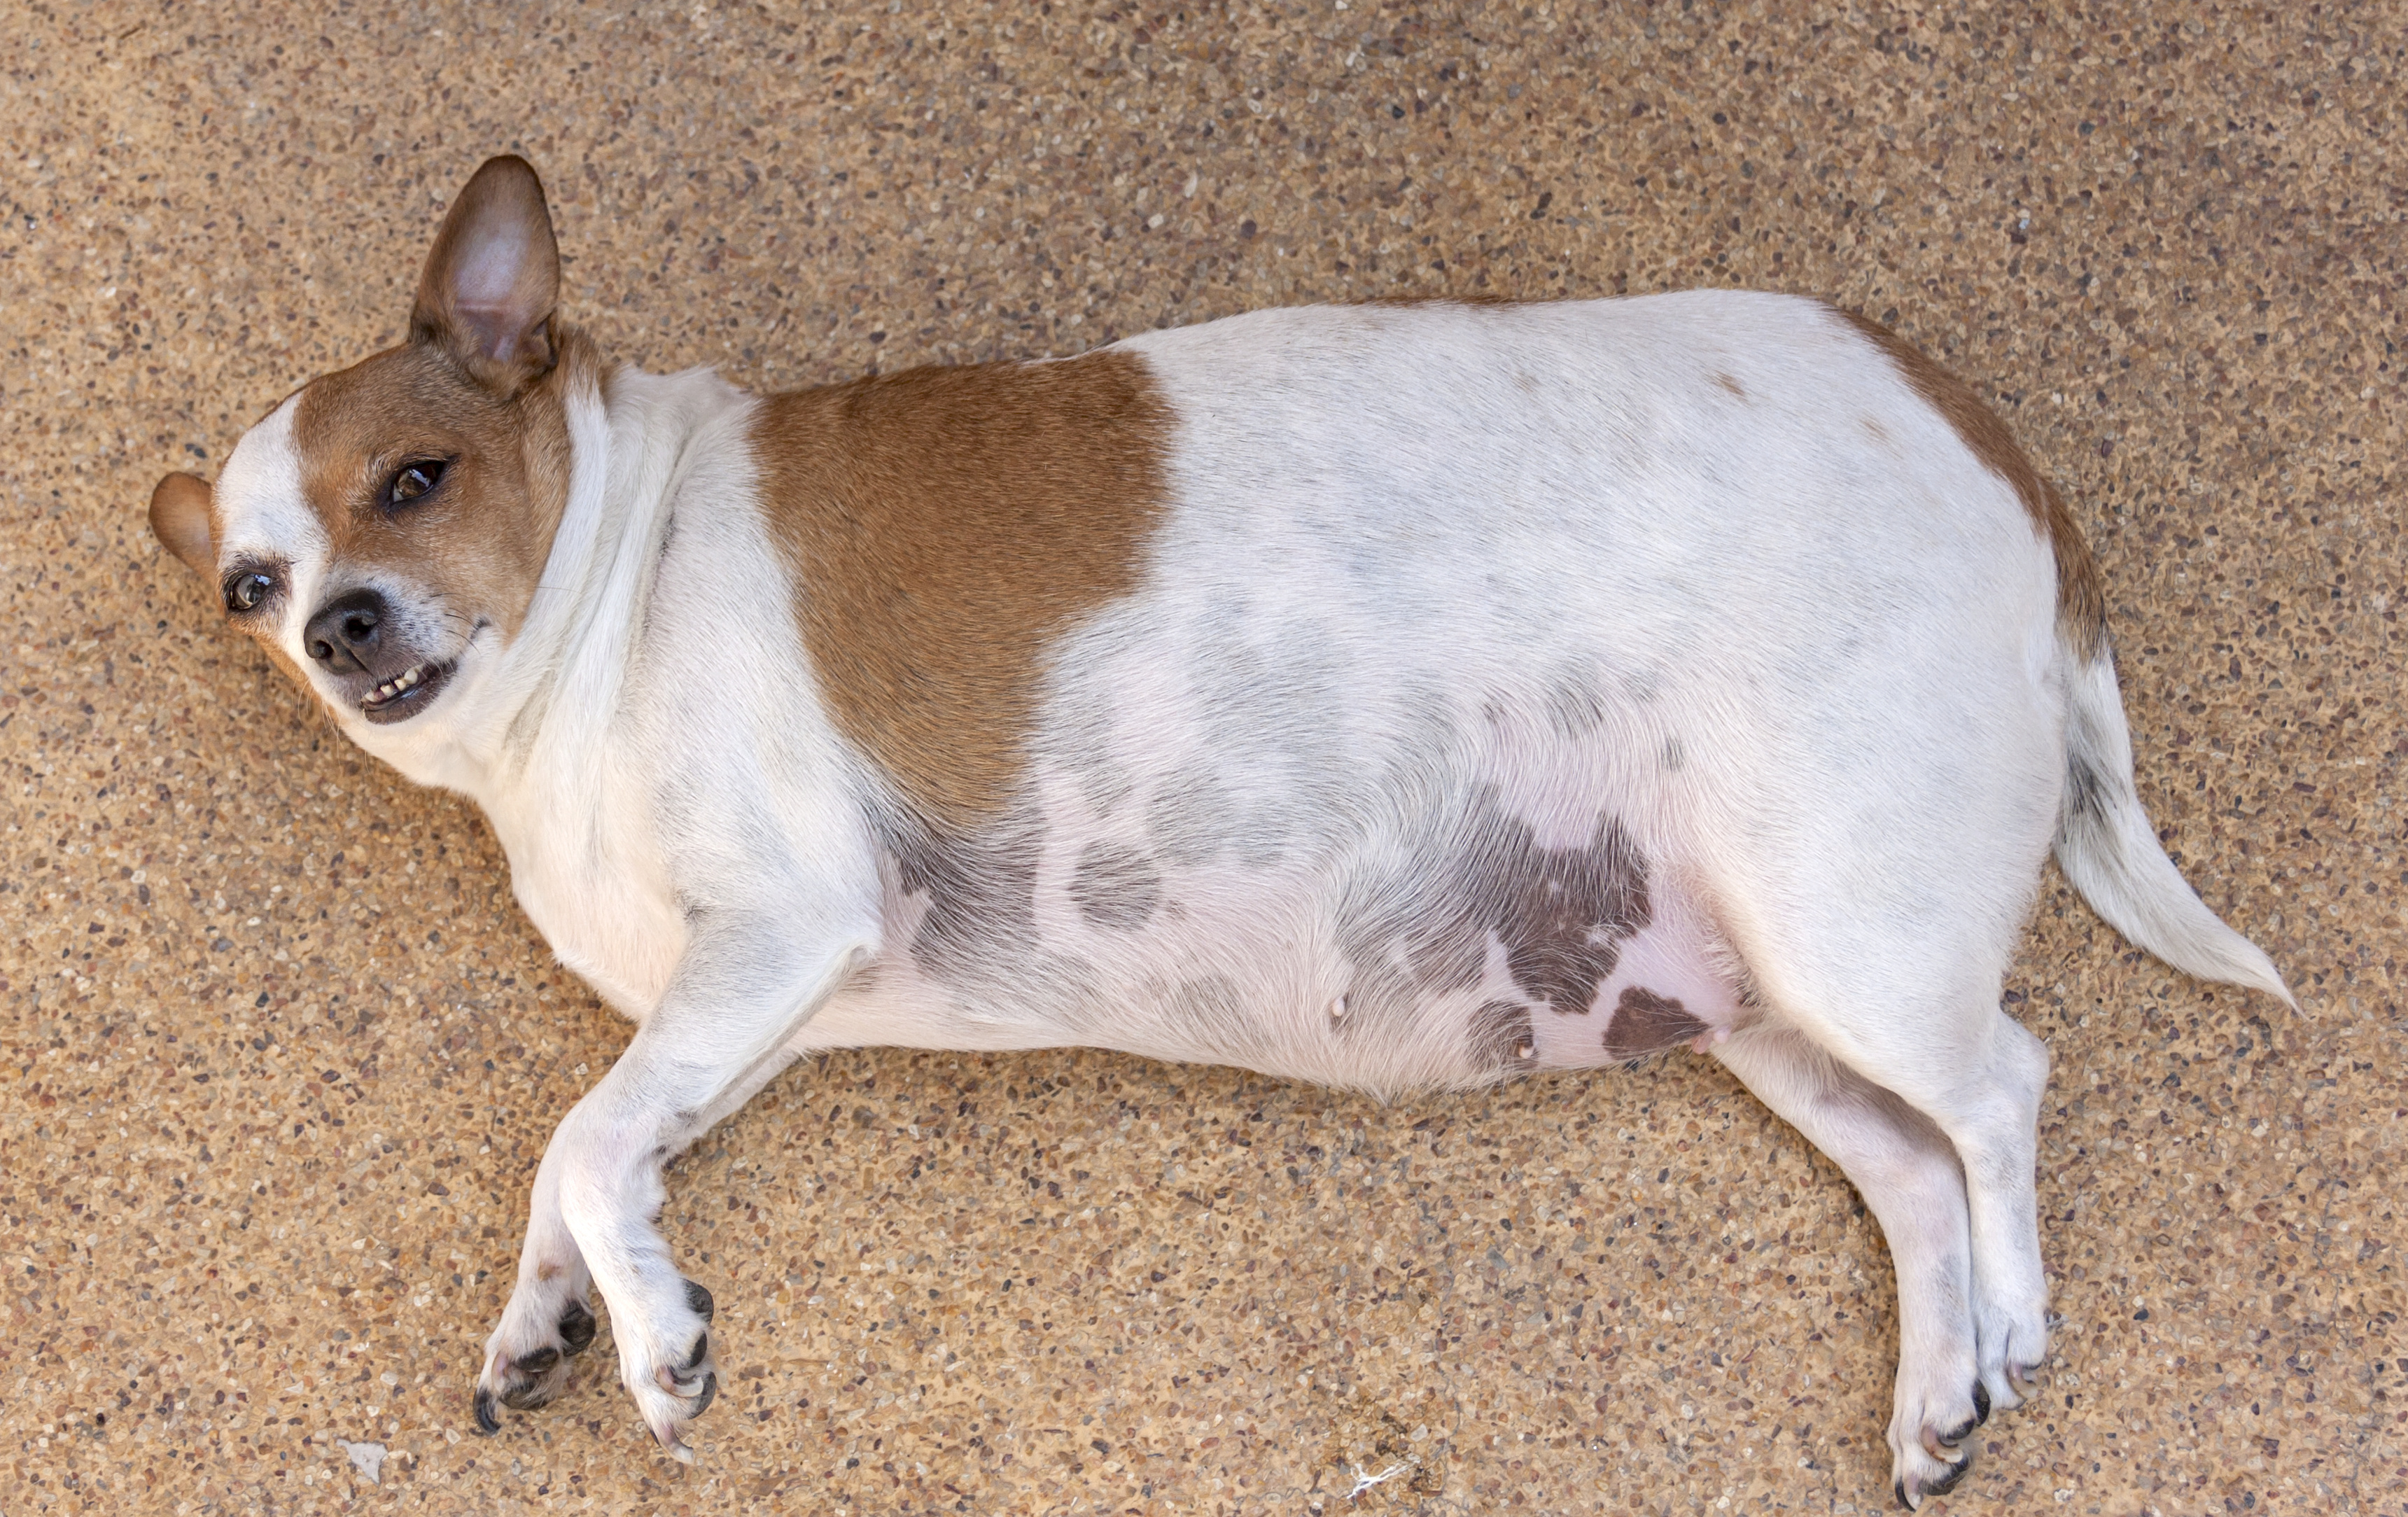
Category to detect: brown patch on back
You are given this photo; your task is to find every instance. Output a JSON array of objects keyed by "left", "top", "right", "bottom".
[
  {"left": 1829, "top": 305, "right": 2108, "bottom": 658},
  {"left": 1714, "top": 371, "right": 1748, "bottom": 400},
  {"left": 288, "top": 327, "right": 587, "bottom": 640},
  {"left": 754, "top": 349, "right": 1171, "bottom": 825},
  {"left": 1603, "top": 985, "right": 1709, "bottom": 1060}
]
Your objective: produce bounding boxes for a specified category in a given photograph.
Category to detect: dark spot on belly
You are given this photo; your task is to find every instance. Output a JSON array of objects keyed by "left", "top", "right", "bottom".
[
  {"left": 1331, "top": 788, "right": 1651, "bottom": 1030},
  {"left": 884, "top": 808, "right": 1038, "bottom": 981},
  {"left": 1604, "top": 986, "right": 1708, "bottom": 1060},
  {"left": 1070, "top": 843, "right": 1163, "bottom": 930},
  {"left": 1489, "top": 816, "right": 1651, "bottom": 1016},
  {"left": 1468, "top": 999, "right": 1536, "bottom": 1069},
  {"left": 1544, "top": 665, "right": 1610, "bottom": 739},
  {"left": 1715, "top": 372, "right": 1747, "bottom": 400},
  {"left": 1162, "top": 975, "right": 1259, "bottom": 1061}
]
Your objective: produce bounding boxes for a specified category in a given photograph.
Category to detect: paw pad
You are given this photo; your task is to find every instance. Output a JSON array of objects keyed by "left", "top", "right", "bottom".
[{"left": 559, "top": 1300, "right": 597, "bottom": 1355}]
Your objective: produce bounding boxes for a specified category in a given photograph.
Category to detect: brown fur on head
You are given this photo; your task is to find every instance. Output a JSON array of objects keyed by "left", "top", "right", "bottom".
[{"left": 150, "top": 155, "right": 591, "bottom": 731}]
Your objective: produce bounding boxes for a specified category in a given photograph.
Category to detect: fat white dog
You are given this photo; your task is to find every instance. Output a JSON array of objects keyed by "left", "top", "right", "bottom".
[{"left": 148, "top": 157, "right": 2289, "bottom": 1504}]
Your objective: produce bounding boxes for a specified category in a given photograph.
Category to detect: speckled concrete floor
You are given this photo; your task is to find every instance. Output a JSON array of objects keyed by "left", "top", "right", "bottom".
[{"left": 3, "top": 3, "right": 2402, "bottom": 1513}]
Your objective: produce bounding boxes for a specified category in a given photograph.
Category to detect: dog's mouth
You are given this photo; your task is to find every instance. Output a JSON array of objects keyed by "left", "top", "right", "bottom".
[{"left": 359, "top": 658, "right": 458, "bottom": 724}]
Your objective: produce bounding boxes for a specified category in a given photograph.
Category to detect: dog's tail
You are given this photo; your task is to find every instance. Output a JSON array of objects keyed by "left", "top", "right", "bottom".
[{"left": 2052, "top": 649, "right": 2296, "bottom": 1007}]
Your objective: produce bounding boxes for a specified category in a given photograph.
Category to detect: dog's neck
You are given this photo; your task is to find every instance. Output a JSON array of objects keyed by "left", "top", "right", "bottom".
[{"left": 357, "top": 343, "right": 757, "bottom": 809}]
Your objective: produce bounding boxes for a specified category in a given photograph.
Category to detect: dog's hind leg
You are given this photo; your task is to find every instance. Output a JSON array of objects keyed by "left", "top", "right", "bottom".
[
  {"left": 1711, "top": 1021, "right": 1986, "bottom": 1506},
  {"left": 1859, "top": 1005, "right": 2054, "bottom": 1422}
]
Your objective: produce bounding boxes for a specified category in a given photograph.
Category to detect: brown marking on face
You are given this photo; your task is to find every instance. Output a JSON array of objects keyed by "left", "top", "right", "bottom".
[
  {"left": 1828, "top": 305, "right": 2108, "bottom": 658},
  {"left": 754, "top": 349, "right": 1172, "bottom": 825},
  {"left": 284, "top": 329, "right": 584, "bottom": 648},
  {"left": 1603, "top": 985, "right": 1709, "bottom": 1061},
  {"left": 1069, "top": 842, "right": 1164, "bottom": 931},
  {"left": 1715, "top": 371, "right": 1748, "bottom": 400}
]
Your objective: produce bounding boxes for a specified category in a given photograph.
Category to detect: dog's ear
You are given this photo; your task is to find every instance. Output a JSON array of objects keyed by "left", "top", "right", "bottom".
[
  {"left": 411, "top": 155, "right": 561, "bottom": 398},
  {"left": 150, "top": 472, "right": 217, "bottom": 575}
]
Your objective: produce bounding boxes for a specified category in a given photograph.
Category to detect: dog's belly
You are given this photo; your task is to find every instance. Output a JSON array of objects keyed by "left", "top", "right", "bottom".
[
  {"left": 811, "top": 818, "right": 1745, "bottom": 1094},
  {"left": 808, "top": 748, "right": 1751, "bottom": 1093}
]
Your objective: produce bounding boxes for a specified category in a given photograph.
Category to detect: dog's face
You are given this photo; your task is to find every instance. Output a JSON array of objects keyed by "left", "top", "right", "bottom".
[{"left": 150, "top": 156, "right": 575, "bottom": 740}]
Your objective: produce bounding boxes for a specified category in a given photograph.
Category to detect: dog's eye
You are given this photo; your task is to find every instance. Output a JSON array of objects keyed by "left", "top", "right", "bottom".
[
  {"left": 388, "top": 460, "right": 447, "bottom": 508},
  {"left": 223, "top": 571, "right": 276, "bottom": 613}
]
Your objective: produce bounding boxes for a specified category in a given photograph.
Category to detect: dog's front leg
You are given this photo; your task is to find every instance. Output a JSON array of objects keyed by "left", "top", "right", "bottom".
[
  {"left": 475, "top": 914, "right": 869, "bottom": 1457},
  {"left": 473, "top": 1138, "right": 598, "bottom": 1428}
]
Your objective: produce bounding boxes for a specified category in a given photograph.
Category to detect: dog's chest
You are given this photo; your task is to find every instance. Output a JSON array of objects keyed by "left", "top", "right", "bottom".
[{"left": 489, "top": 774, "right": 690, "bottom": 1019}]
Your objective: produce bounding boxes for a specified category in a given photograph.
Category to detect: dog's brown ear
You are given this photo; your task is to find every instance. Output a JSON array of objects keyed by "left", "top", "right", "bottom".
[
  {"left": 411, "top": 155, "right": 560, "bottom": 398},
  {"left": 150, "top": 472, "right": 217, "bottom": 575}
]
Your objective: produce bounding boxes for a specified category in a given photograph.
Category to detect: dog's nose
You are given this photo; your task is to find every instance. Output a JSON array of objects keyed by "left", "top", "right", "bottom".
[{"left": 304, "top": 588, "right": 388, "bottom": 673}]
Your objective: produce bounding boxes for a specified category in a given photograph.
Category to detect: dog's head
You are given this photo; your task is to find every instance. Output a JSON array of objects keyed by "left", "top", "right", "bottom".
[{"left": 151, "top": 156, "right": 580, "bottom": 743}]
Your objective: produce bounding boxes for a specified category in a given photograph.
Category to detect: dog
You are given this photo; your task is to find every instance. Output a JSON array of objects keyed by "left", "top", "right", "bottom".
[{"left": 146, "top": 155, "right": 2290, "bottom": 1504}]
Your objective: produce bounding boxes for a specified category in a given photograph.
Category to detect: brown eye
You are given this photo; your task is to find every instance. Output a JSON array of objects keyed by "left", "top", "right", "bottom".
[
  {"left": 388, "top": 460, "right": 447, "bottom": 508},
  {"left": 224, "top": 571, "right": 276, "bottom": 613}
]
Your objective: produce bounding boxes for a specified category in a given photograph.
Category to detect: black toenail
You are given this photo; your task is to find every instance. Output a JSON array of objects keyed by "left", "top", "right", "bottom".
[
  {"left": 689, "top": 1369, "right": 718, "bottom": 1418},
  {"left": 1893, "top": 1478, "right": 1913, "bottom": 1511},
  {"left": 1942, "top": 1415, "right": 1978, "bottom": 1446},
  {"left": 684, "top": 1331, "right": 710, "bottom": 1371},
  {"left": 1925, "top": 1454, "right": 1971, "bottom": 1497},
  {"left": 685, "top": 1278, "right": 715, "bottom": 1322},
  {"left": 472, "top": 1387, "right": 501, "bottom": 1436},
  {"left": 559, "top": 1301, "right": 596, "bottom": 1355},
  {"left": 1973, "top": 1380, "right": 1991, "bottom": 1424},
  {"left": 516, "top": 1345, "right": 560, "bottom": 1377}
]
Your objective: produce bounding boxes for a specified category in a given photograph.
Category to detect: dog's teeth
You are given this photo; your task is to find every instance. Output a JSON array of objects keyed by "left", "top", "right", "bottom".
[{"left": 366, "top": 664, "right": 438, "bottom": 706}]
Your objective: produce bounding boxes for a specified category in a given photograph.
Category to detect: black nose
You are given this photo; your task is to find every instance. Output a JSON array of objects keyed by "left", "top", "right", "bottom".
[{"left": 304, "top": 588, "right": 388, "bottom": 673}]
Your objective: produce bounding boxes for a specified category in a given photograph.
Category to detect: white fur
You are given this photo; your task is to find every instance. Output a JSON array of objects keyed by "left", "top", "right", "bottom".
[
  {"left": 211, "top": 290, "right": 2288, "bottom": 1497},
  {"left": 212, "top": 396, "right": 330, "bottom": 640}
]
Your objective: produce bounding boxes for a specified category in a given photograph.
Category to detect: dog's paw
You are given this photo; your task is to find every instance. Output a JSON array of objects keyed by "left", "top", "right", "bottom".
[
  {"left": 618, "top": 1276, "right": 720, "bottom": 1461},
  {"left": 1886, "top": 1378, "right": 1984, "bottom": 1509},
  {"left": 475, "top": 1282, "right": 600, "bottom": 1434},
  {"left": 1972, "top": 1292, "right": 2052, "bottom": 1414},
  {"left": 1891, "top": 1444, "right": 1973, "bottom": 1510}
]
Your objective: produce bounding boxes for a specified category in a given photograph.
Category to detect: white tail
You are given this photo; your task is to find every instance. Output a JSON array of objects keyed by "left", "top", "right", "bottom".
[{"left": 2052, "top": 652, "right": 2295, "bottom": 1007}]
